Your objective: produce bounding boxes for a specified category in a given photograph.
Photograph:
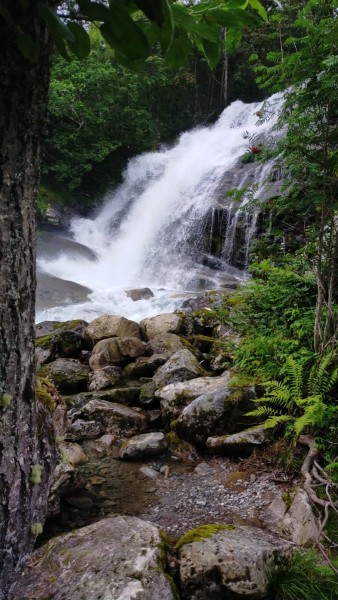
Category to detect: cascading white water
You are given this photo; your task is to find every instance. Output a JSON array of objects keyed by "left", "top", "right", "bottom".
[{"left": 37, "top": 94, "right": 283, "bottom": 323}]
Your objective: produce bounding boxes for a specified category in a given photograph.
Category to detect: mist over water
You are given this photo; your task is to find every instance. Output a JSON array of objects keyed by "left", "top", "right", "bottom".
[{"left": 36, "top": 94, "right": 282, "bottom": 324}]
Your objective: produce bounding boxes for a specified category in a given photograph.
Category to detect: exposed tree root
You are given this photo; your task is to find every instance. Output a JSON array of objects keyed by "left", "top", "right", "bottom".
[{"left": 299, "top": 434, "right": 338, "bottom": 575}]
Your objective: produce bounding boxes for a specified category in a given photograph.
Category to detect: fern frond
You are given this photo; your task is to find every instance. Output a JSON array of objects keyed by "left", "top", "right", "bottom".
[
  {"left": 263, "top": 414, "right": 292, "bottom": 429},
  {"left": 245, "top": 406, "right": 280, "bottom": 418},
  {"left": 308, "top": 351, "right": 335, "bottom": 397},
  {"left": 285, "top": 356, "right": 303, "bottom": 399}
]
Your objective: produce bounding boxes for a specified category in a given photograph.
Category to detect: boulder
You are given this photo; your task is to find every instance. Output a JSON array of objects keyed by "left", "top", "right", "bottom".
[
  {"left": 38, "top": 359, "right": 90, "bottom": 395},
  {"left": 88, "top": 365, "right": 122, "bottom": 391},
  {"left": 266, "top": 488, "right": 320, "bottom": 546},
  {"left": 178, "top": 524, "right": 292, "bottom": 599},
  {"left": 139, "top": 381, "right": 159, "bottom": 407},
  {"left": 85, "top": 314, "right": 141, "bottom": 344},
  {"left": 175, "top": 390, "right": 233, "bottom": 445},
  {"left": 153, "top": 349, "right": 205, "bottom": 389},
  {"left": 119, "top": 432, "right": 168, "bottom": 460},
  {"left": 14, "top": 516, "right": 177, "bottom": 600},
  {"left": 157, "top": 372, "right": 232, "bottom": 423},
  {"left": 66, "top": 419, "right": 102, "bottom": 441},
  {"left": 89, "top": 336, "right": 144, "bottom": 370},
  {"left": 123, "top": 355, "right": 165, "bottom": 380},
  {"left": 65, "top": 384, "right": 142, "bottom": 409},
  {"left": 126, "top": 287, "right": 154, "bottom": 301},
  {"left": 47, "top": 462, "right": 75, "bottom": 517},
  {"left": 59, "top": 441, "right": 88, "bottom": 466},
  {"left": 206, "top": 426, "right": 272, "bottom": 457},
  {"left": 117, "top": 336, "right": 145, "bottom": 358},
  {"left": 146, "top": 333, "right": 185, "bottom": 359},
  {"left": 35, "top": 320, "right": 90, "bottom": 365},
  {"left": 89, "top": 337, "right": 122, "bottom": 369},
  {"left": 140, "top": 313, "right": 182, "bottom": 340},
  {"left": 71, "top": 399, "right": 149, "bottom": 437}
]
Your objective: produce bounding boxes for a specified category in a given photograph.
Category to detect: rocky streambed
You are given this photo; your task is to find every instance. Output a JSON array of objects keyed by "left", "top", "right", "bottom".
[{"left": 19, "top": 293, "right": 320, "bottom": 600}]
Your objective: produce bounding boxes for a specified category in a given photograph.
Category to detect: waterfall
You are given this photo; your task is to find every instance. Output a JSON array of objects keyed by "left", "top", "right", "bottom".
[{"left": 37, "top": 93, "right": 283, "bottom": 323}]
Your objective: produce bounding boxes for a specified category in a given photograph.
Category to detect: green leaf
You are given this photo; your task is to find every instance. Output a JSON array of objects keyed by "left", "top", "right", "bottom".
[
  {"left": 100, "top": 2, "right": 149, "bottom": 62},
  {"left": 204, "top": 8, "right": 258, "bottom": 28},
  {"left": 37, "top": 4, "right": 75, "bottom": 42},
  {"left": 133, "top": 0, "right": 166, "bottom": 26},
  {"left": 201, "top": 38, "right": 221, "bottom": 69},
  {"left": 77, "top": 0, "right": 110, "bottom": 22},
  {"left": 53, "top": 32, "right": 71, "bottom": 61},
  {"left": 67, "top": 22, "right": 91, "bottom": 59},
  {"left": 165, "top": 29, "right": 192, "bottom": 68},
  {"left": 16, "top": 32, "right": 39, "bottom": 62},
  {"left": 225, "top": 27, "right": 242, "bottom": 52},
  {"left": 248, "top": 0, "right": 267, "bottom": 22},
  {"left": 172, "top": 4, "right": 218, "bottom": 42}
]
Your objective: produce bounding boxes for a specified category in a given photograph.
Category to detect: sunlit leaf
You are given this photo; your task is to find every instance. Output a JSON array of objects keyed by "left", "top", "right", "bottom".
[
  {"left": 201, "top": 38, "right": 221, "bottom": 69},
  {"left": 100, "top": 3, "right": 149, "bottom": 62},
  {"left": 172, "top": 4, "right": 218, "bottom": 42}
]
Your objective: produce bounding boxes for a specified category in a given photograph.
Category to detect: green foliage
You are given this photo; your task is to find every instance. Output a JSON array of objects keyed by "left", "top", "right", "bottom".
[
  {"left": 246, "top": 354, "right": 338, "bottom": 441},
  {"left": 266, "top": 550, "right": 338, "bottom": 600}
]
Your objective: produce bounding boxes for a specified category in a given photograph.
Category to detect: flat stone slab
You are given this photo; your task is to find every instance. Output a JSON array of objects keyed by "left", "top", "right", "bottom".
[
  {"left": 206, "top": 426, "right": 271, "bottom": 457},
  {"left": 14, "top": 516, "right": 177, "bottom": 600},
  {"left": 119, "top": 432, "right": 168, "bottom": 460}
]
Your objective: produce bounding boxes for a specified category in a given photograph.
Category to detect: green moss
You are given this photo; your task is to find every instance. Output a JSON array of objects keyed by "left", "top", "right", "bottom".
[
  {"left": 36, "top": 334, "right": 54, "bottom": 348},
  {"left": 282, "top": 489, "right": 296, "bottom": 510},
  {"left": 166, "top": 431, "right": 181, "bottom": 448},
  {"left": 176, "top": 524, "right": 234, "bottom": 552},
  {"left": 36, "top": 376, "right": 57, "bottom": 412},
  {"left": 53, "top": 320, "right": 84, "bottom": 330}
]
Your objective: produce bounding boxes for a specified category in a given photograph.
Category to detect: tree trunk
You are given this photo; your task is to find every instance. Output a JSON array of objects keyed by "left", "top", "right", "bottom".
[{"left": 0, "top": 3, "right": 58, "bottom": 598}]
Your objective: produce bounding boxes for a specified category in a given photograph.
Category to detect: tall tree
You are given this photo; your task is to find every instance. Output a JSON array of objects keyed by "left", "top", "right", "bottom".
[{"left": 0, "top": 1, "right": 267, "bottom": 597}]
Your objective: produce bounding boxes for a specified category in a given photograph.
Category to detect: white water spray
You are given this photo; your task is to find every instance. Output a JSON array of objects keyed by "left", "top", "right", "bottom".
[{"left": 37, "top": 94, "right": 282, "bottom": 323}]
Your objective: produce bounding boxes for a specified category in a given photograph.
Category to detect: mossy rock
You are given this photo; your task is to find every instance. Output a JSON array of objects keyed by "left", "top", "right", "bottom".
[
  {"left": 176, "top": 524, "right": 234, "bottom": 552},
  {"left": 38, "top": 359, "right": 90, "bottom": 395}
]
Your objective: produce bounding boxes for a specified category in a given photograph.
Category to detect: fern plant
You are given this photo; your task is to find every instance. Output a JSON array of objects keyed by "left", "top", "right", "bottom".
[{"left": 246, "top": 354, "right": 338, "bottom": 440}]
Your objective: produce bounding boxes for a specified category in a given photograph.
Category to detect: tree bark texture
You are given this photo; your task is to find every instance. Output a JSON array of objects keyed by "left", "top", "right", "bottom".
[{"left": 0, "top": 3, "right": 58, "bottom": 597}]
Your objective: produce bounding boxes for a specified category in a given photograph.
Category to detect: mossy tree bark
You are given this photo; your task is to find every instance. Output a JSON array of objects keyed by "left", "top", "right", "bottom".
[{"left": 0, "top": 3, "right": 58, "bottom": 598}]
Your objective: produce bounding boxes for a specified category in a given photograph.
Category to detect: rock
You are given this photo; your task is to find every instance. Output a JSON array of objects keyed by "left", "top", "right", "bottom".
[
  {"left": 66, "top": 384, "right": 142, "bottom": 409},
  {"left": 47, "top": 462, "right": 75, "bottom": 517},
  {"left": 38, "top": 358, "right": 90, "bottom": 395},
  {"left": 153, "top": 349, "right": 205, "bottom": 389},
  {"left": 146, "top": 333, "right": 186, "bottom": 359},
  {"left": 89, "top": 336, "right": 145, "bottom": 369},
  {"left": 119, "top": 432, "right": 168, "bottom": 460},
  {"left": 266, "top": 488, "right": 320, "bottom": 546},
  {"left": 85, "top": 314, "right": 141, "bottom": 344},
  {"left": 206, "top": 426, "right": 272, "bottom": 457},
  {"left": 123, "top": 355, "right": 165, "bottom": 380},
  {"left": 139, "top": 381, "right": 159, "bottom": 408},
  {"left": 175, "top": 390, "right": 235, "bottom": 445},
  {"left": 66, "top": 419, "right": 102, "bottom": 441},
  {"left": 89, "top": 337, "right": 121, "bottom": 369},
  {"left": 88, "top": 365, "right": 122, "bottom": 391},
  {"left": 194, "top": 462, "right": 212, "bottom": 476},
  {"left": 99, "top": 433, "right": 115, "bottom": 447},
  {"left": 74, "top": 399, "right": 149, "bottom": 437},
  {"left": 126, "top": 287, "right": 154, "bottom": 301},
  {"left": 117, "top": 336, "right": 145, "bottom": 358},
  {"left": 139, "top": 465, "right": 161, "bottom": 480},
  {"left": 157, "top": 371, "right": 232, "bottom": 423},
  {"left": 59, "top": 441, "right": 88, "bottom": 466},
  {"left": 35, "top": 320, "right": 90, "bottom": 365},
  {"left": 14, "top": 516, "right": 177, "bottom": 600},
  {"left": 178, "top": 524, "right": 292, "bottom": 599},
  {"left": 140, "top": 313, "right": 182, "bottom": 340}
]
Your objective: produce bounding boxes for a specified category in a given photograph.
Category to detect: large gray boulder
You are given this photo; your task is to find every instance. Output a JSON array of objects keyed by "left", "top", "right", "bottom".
[
  {"left": 157, "top": 372, "right": 232, "bottom": 423},
  {"left": 86, "top": 314, "right": 141, "bottom": 344},
  {"left": 178, "top": 524, "right": 292, "bottom": 599},
  {"left": 153, "top": 349, "right": 205, "bottom": 389},
  {"left": 38, "top": 358, "right": 90, "bottom": 395},
  {"left": 89, "top": 336, "right": 145, "bottom": 369},
  {"left": 14, "top": 516, "right": 177, "bottom": 600},
  {"left": 175, "top": 390, "right": 242, "bottom": 445},
  {"left": 126, "top": 287, "right": 154, "bottom": 301},
  {"left": 140, "top": 313, "right": 182, "bottom": 340},
  {"left": 70, "top": 399, "right": 149, "bottom": 438},
  {"left": 123, "top": 355, "right": 165, "bottom": 380},
  {"left": 119, "top": 432, "right": 168, "bottom": 460},
  {"left": 146, "top": 332, "right": 186, "bottom": 359},
  {"left": 266, "top": 488, "right": 320, "bottom": 546}
]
